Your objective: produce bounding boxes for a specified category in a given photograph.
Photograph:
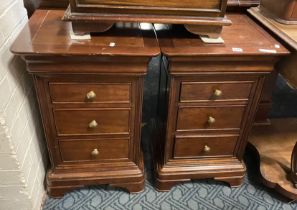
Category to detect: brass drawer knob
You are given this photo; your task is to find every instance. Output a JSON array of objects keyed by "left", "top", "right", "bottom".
[
  {"left": 91, "top": 148, "right": 99, "bottom": 156},
  {"left": 88, "top": 120, "right": 98, "bottom": 128},
  {"left": 208, "top": 116, "right": 216, "bottom": 124},
  {"left": 213, "top": 89, "right": 222, "bottom": 97},
  {"left": 86, "top": 90, "right": 96, "bottom": 100},
  {"left": 204, "top": 145, "right": 211, "bottom": 153}
]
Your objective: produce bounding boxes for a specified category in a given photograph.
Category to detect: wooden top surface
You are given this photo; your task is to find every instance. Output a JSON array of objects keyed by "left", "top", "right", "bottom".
[
  {"left": 157, "top": 13, "right": 288, "bottom": 57},
  {"left": 248, "top": 7, "right": 297, "bottom": 51},
  {"left": 248, "top": 118, "right": 297, "bottom": 200},
  {"left": 11, "top": 10, "right": 160, "bottom": 57}
]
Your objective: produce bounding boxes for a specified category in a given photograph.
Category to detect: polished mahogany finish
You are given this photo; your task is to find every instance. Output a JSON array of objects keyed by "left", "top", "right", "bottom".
[
  {"left": 54, "top": 109, "right": 130, "bottom": 135},
  {"left": 179, "top": 81, "right": 253, "bottom": 102},
  {"left": 176, "top": 106, "right": 245, "bottom": 131},
  {"left": 154, "top": 14, "right": 288, "bottom": 191},
  {"left": 64, "top": 0, "right": 231, "bottom": 37},
  {"left": 174, "top": 135, "right": 239, "bottom": 158},
  {"left": 49, "top": 83, "right": 131, "bottom": 103},
  {"left": 11, "top": 10, "right": 159, "bottom": 197},
  {"left": 59, "top": 138, "right": 129, "bottom": 161},
  {"left": 38, "top": 0, "right": 259, "bottom": 9},
  {"left": 249, "top": 119, "right": 297, "bottom": 200}
]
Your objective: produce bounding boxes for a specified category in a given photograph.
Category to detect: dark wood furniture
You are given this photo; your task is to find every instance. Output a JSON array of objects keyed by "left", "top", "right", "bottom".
[
  {"left": 249, "top": 119, "right": 297, "bottom": 200},
  {"left": 228, "top": 0, "right": 259, "bottom": 7},
  {"left": 10, "top": 10, "right": 159, "bottom": 197},
  {"left": 37, "top": 0, "right": 259, "bottom": 9},
  {"left": 248, "top": 6, "right": 297, "bottom": 200},
  {"left": 260, "top": 0, "right": 297, "bottom": 24},
  {"left": 63, "top": 0, "right": 231, "bottom": 37},
  {"left": 154, "top": 14, "right": 288, "bottom": 191},
  {"left": 25, "top": 0, "right": 261, "bottom": 36},
  {"left": 39, "top": 0, "right": 68, "bottom": 8}
]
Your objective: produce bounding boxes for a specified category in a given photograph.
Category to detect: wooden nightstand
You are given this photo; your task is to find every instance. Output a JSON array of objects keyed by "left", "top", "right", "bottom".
[
  {"left": 11, "top": 10, "right": 159, "bottom": 197},
  {"left": 154, "top": 13, "right": 289, "bottom": 191}
]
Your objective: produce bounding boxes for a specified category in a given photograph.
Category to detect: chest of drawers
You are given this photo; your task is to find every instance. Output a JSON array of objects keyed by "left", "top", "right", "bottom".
[
  {"left": 11, "top": 10, "right": 159, "bottom": 197},
  {"left": 154, "top": 14, "right": 289, "bottom": 191},
  {"left": 64, "top": 0, "right": 230, "bottom": 37},
  {"left": 37, "top": 0, "right": 259, "bottom": 9}
]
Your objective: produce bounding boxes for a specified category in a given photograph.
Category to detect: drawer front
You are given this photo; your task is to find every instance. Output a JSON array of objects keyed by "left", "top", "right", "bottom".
[
  {"left": 54, "top": 109, "right": 130, "bottom": 135},
  {"left": 180, "top": 81, "right": 253, "bottom": 102},
  {"left": 76, "top": 0, "right": 222, "bottom": 10},
  {"left": 49, "top": 82, "right": 131, "bottom": 103},
  {"left": 174, "top": 135, "right": 238, "bottom": 158},
  {"left": 176, "top": 106, "right": 245, "bottom": 131},
  {"left": 59, "top": 139, "right": 129, "bottom": 161}
]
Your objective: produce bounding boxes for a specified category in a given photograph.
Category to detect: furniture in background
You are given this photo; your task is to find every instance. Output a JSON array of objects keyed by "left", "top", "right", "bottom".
[
  {"left": 260, "top": 0, "right": 297, "bottom": 23},
  {"left": 228, "top": 0, "right": 259, "bottom": 7},
  {"left": 11, "top": 10, "right": 159, "bottom": 197},
  {"left": 63, "top": 0, "right": 231, "bottom": 37},
  {"left": 248, "top": 6, "right": 297, "bottom": 200},
  {"left": 36, "top": 0, "right": 260, "bottom": 9},
  {"left": 153, "top": 14, "right": 288, "bottom": 191}
]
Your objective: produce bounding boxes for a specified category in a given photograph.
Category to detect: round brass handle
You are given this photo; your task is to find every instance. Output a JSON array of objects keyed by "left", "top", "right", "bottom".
[
  {"left": 213, "top": 89, "right": 222, "bottom": 97},
  {"left": 88, "top": 120, "right": 98, "bottom": 128},
  {"left": 86, "top": 91, "right": 96, "bottom": 100},
  {"left": 204, "top": 145, "right": 211, "bottom": 153},
  {"left": 208, "top": 116, "right": 216, "bottom": 124},
  {"left": 91, "top": 148, "right": 99, "bottom": 156}
]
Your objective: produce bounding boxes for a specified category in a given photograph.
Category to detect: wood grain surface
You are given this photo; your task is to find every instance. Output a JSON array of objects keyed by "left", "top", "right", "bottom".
[
  {"left": 11, "top": 10, "right": 160, "bottom": 197},
  {"left": 248, "top": 118, "right": 297, "bottom": 200},
  {"left": 153, "top": 13, "right": 288, "bottom": 192}
]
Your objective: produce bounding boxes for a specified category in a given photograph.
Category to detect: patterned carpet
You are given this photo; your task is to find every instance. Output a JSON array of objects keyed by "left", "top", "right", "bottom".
[
  {"left": 42, "top": 145, "right": 297, "bottom": 210},
  {"left": 43, "top": 150, "right": 297, "bottom": 210},
  {"left": 43, "top": 58, "right": 297, "bottom": 210}
]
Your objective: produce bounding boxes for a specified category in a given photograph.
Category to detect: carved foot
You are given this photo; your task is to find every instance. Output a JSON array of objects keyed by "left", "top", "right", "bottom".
[
  {"left": 214, "top": 176, "right": 244, "bottom": 187},
  {"left": 154, "top": 178, "right": 190, "bottom": 192},
  {"left": 48, "top": 180, "right": 145, "bottom": 198},
  {"left": 110, "top": 180, "right": 145, "bottom": 193},
  {"left": 184, "top": 25, "right": 223, "bottom": 38},
  {"left": 47, "top": 185, "right": 83, "bottom": 198},
  {"left": 72, "top": 21, "right": 114, "bottom": 35}
]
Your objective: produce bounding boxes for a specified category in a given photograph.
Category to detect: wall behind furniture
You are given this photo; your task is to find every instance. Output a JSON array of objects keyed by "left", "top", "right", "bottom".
[{"left": 0, "top": 0, "right": 48, "bottom": 209}]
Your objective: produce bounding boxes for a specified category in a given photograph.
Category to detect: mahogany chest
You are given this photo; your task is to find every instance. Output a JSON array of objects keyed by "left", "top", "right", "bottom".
[
  {"left": 154, "top": 14, "right": 288, "bottom": 191},
  {"left": 64, "top": 0, "right": 230, "bottom": 37},
  {"left": 11, "top": 10, "right": 159, "bottom": 197},
  {"left": 38, "top": 0, "right": 259, "bottom": 8}
]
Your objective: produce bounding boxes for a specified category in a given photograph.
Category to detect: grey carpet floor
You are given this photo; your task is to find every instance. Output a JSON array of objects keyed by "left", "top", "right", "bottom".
[
  {"left": 43, "top": 58, "right": 297, "bottom": 210},
  {"left": 42, "top": 139, "right": 297, "bottom": 210}
]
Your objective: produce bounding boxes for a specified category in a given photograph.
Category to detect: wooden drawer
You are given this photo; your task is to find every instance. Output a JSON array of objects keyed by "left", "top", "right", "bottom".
[
  {"left": 75, "top": 0, "right": 222, "bottom": 10},
  {"left": 59, "top": 138, "right": 129, "bottom": 162},
  {"left": 180, "top": 81, "right": 253, "bottom": 102},
  {"left": 174, "top": 135, "right": 238, "bottom": 158},
  {"left": 49, "top": 82, "right": 131, "bottom": 104},
  {"left": 176, "top": 106, "right": 245, "bottom": 131},
  {"left": 54, "top": 109, "right": 130, "bottom": 136}
]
